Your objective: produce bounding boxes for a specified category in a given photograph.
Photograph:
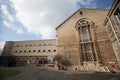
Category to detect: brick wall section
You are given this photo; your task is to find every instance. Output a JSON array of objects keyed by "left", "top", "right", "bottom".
[{"left": 56, "top": 9, "right": 116, "bottom": 66}]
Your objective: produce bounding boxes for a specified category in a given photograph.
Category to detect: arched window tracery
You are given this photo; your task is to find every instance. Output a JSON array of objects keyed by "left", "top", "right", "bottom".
[{"left": 76, "top": 18, "right": 98, "bottom": 62}]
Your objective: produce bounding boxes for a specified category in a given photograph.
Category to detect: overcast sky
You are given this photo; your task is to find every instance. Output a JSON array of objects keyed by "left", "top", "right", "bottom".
[{"left": 0, "top": 0, "right": 114, "bottom": 50}]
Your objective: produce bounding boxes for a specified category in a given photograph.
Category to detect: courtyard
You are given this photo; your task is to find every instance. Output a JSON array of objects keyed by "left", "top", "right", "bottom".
[{"left": 0, "top": 67, "right": 120, "bottom": 80}]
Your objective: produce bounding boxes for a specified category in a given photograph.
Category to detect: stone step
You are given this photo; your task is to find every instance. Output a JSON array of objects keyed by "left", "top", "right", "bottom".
[{"left": 77, "top": 66, "right": 110, "bottom": 72}]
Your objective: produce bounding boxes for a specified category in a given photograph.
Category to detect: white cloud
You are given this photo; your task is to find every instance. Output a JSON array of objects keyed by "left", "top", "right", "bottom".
[
  {"left": 1, "top": 4, "right": 15, "bottom": 22},
  {"left": 1, "top": 3, "right": 24, "bottom": 35},
  {"left": 9, "top": 0, "right": 79, "bottom": 39},
  {"left": 9, "top": 0, "right": 97, "bottom": 39},
  {"left": 3, "top": 21, "right": 24, "bottom": 34},
  {"left": 16, "top": 29, "right": 23, "bottom": 34},
  {"left": 3, "top": 20, "right": 13, "bottom": 28}
]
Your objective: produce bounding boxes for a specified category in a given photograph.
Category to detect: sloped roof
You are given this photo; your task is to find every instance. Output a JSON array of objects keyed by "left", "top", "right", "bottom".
[
  {"left": 55, "top": 8, "right": 108, "bottom": 30},
  {"left": 55, "top": 9, "right": 80, "bottom": 30}
]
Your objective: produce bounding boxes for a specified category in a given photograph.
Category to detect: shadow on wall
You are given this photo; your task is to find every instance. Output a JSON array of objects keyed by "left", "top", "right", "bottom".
[{"left": 0, "top": 56, "right": 16, "bottom": 67}]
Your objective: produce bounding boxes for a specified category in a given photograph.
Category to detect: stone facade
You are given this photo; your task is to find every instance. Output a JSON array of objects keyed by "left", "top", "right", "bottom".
[
  {"left": 103, "top": 0, "right": 120, "bottom": 68},
  {"left": 2, "top": 39, "right": 57, "bottom": 66},
  {"left": 56, "top": 9, "right": 116, "bottom": 69},
  {"left": 1, "top": 7, "right": 119, "bottom": 71}
]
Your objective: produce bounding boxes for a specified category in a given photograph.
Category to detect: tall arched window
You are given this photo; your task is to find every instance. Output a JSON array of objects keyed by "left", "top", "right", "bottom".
[{"left": 76, "top": 18, "right": 97, "bottom": 62}]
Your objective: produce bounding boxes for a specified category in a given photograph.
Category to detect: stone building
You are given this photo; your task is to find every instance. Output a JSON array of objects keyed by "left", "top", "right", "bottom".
[
  {"left": 2, "top": 39, "right": 57, "bottom": 66},
  {"left": 103, "top": 0, "right": 120, "bottom": 68},
  {"left": 1, "top": 1, "right": 119, "bottom": 71},
  {"left": 56, "top": 9, "right": 116, "bottom": 70}
]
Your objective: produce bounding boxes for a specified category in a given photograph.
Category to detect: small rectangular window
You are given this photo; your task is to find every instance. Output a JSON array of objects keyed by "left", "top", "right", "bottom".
[
  {"left": 29, "top": 50, "right": 31, "bottom": 52},
  {"left": 43, "top": 44, "right": 46, "bottom": 46},
  {"left": 53, "top": 50, "right": 56, "bottom": 52},
  {"left": 24, "top": 50, "right": 26, "bottom": 53},
  {"left": 43, "top": 50, "right": 45, "bottom": 52},
  {"left": 33, "top": 50, "right": 36, "bottom": 52},
  {"left": 48, "top": 50, "right": 51, "bottom": 52},
  {"left": 38, "top": 50, "right": 40, "bottom": 52},
  {"left": 80, "top": 11, "right": 83, "bottom": 15}
]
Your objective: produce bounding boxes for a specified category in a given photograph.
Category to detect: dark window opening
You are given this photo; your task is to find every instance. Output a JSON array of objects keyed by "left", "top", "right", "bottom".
[
  {"left": 29, "top": 50, "right": 31, "bottom": 52},
  {"left": 78, "top": 27, "right": 80, "bottom": 30},
  {"left": 48, "top": 50, "right": 51, "bottom": 52},
  {"left": 80, "top": 11, "right": 83, "bottom": 15},
  {"left": 43, "top": 44, "right": 46, "bottom": 46},
  {"left": 43, "top": 50, "right": 45, "bottom": 52},
  {"left": 24, "top": 50, "right": 26, "bottom": 53},
  {"left": 38, "top": 50, "right": 41, "bottom": 52},
  {"left": 33, "top": 50, "right": 36, "bottom": 52},
  {"left": 54, "top": 50, "right": 56, "bottom": 52},
  {"left": 114, "top": 8, "right": 120, "bottom": 21}
]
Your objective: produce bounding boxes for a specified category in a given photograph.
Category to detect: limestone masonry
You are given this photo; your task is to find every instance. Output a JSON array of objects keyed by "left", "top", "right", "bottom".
[{"left": 1, "top": 0, "right": 120, "bottom": 71}]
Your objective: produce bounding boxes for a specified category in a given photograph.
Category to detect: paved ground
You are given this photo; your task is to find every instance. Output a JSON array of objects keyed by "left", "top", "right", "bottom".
[{"left": 0, "top": 67, "right": 120, "bottom": 80}]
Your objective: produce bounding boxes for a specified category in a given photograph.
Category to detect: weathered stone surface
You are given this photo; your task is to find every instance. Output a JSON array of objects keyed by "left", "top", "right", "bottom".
[{"left": 56, "top": 9, "right": 116, "bottom": 68}]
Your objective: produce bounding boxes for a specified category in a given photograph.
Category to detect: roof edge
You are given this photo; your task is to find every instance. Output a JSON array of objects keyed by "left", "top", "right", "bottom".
[
  {"left": 5, "top": 39, "right": 56, "bottom": 42},
  {"left": 55, "top": 9, "right": 80, "bottom": 30},
  {"left": 56, "top": 8, "right": 109, "bottom": 30},
  {"left": 103, "top": 0, "right": 119, "bottom": 26}
]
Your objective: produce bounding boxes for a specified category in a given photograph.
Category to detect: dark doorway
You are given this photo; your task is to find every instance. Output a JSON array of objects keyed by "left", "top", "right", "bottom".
[{"left": 39, "top": 58, "right": 48, "bottom": 64}]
